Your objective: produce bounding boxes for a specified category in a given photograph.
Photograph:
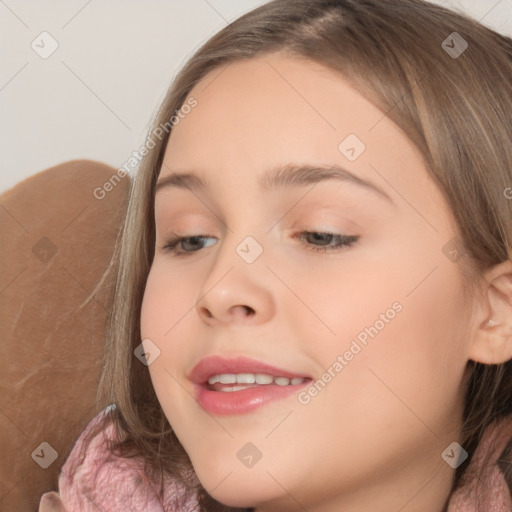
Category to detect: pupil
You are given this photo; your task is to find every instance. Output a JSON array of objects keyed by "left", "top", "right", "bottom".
[
  {"left": 311, "top": 233, "right": 332, "bottom": 245},
  {"left": 184, "top": 237, "right": 203, "bottom": 250}
]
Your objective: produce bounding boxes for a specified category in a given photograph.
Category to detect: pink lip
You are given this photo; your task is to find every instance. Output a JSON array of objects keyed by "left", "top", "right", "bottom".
[{"left": 188, "top": 355, "right": 312, "bottom": 415}]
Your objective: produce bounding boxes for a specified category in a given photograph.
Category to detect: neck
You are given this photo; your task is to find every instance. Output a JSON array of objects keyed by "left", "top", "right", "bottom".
[{"left": 254, "top": 448, "right": 455, "bottom": 512}]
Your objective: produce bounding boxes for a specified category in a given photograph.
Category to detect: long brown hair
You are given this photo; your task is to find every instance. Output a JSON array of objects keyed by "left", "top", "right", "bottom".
[{"left": 92, "top": 0, "right": 512, "bottom": 509}]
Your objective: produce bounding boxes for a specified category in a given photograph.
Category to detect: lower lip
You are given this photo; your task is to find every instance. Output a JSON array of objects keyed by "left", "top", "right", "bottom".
[{"left": 195, "top": 382, "right": 310, "bottom": 415}]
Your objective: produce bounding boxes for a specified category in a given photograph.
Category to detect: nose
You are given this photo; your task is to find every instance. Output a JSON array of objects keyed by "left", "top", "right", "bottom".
[{"left": 195, "top": 239, "right": 275, "bottom": 327}]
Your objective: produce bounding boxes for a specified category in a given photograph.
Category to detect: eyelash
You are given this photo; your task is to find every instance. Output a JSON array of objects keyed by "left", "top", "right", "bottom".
[{"left": 161, "top": 231, "right": 359, "bottom": 256}]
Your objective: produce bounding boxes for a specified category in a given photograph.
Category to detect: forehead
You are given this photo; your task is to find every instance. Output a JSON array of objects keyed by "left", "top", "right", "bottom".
[
  {"left": 160, "top": 54, "right": 436, "bottom": 216},
  {"left": 167, "top": 54, "right": 388, "bottom": 154}
]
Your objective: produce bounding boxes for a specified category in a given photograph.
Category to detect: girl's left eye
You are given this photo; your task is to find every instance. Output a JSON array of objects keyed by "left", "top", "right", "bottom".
[
  {"left": 161, "top": 231, "right": 359, "bottom": 256},
  {"left": 294, "top": 231, "right": 359, "bottom": 253}
]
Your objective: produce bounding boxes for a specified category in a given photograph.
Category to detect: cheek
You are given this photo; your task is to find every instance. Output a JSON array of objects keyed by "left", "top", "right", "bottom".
[
  {"left": 306, "top": 238, "right": 469, "bottom": 424},
  {"left": 140, "top": 266, "right": 191, "bottom": 394},
  {"left": 140, "top": 262, "right": 196, "bottom": 339},
  {"left": 139, "top": 267, "right": 196, "bottom": 432},
  {"left": 334, "top": 257, "right": 468, "bottom": 423},
  {"left": 139, "top": 262, "right": 202, "bottom": 399}
]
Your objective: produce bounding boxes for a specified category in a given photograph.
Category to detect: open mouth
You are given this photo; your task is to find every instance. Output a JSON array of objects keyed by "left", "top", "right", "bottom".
[
  {"left": 189, "top": 355, "right": 313, "bottom": 415},
  {"left": 205, "top": 373, "right": 312, "bottom": 392}
]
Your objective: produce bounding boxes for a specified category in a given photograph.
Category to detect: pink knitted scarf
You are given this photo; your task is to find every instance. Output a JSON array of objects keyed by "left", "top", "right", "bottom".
[{"left": 39, "top": 408, "right": 512, "bottom": 511}]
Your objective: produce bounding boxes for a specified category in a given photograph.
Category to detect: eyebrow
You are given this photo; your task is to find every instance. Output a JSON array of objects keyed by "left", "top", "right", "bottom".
[{"left": 155, "top": 163, "right": 393, "bottom": 203}]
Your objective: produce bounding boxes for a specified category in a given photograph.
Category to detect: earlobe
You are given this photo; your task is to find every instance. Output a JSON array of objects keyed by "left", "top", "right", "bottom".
[{"left": 468, "top": 260, "right": 512, "bottom": 365}]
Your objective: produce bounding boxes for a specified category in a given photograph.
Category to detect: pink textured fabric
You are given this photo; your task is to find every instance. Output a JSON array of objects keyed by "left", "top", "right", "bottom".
[
  {"left": 40, "top": 408, "right": 512, "bottom": 511},
  {"left": 447, "top": 415, "right": 512, "bottom": 512},
  {"left": 50, "top": 406, "right": 200, "bottom": 511}
]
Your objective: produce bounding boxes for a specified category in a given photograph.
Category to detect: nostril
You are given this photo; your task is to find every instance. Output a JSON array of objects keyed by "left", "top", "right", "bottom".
[
  {"left": 232, "top": 305, "right": 255, "bottom": 317},
  {"left": 200, "top": 307, "right": 213, "bottom": 318},
  {"left": 198, "top": 305, "right": 255, "bottom": 319}
]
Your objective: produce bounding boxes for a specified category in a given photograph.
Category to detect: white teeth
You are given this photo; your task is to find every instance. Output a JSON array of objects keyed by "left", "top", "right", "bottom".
[
  {"left": 255, "top": 374, "right": 274, "bottom": 384},
  {"left": 237, "top": 373, "right": 256, "bottom": 384},
  {"left": 220, "top": 385, "right": 248, "bottom": 392},
  {"left": 207, "top": 373, "right": 306, "bottom": 386},
  {"left": 219, "top": 374, "right": 236, "bottom": 384}
]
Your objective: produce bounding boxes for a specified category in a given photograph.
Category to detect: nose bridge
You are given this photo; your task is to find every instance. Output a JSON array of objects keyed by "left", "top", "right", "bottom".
[
  {"left": 201, "top": 225, "right": 267, "bottom": 290},
  {"left": 208, "top": 192, "right": 270, "bottom": 275},
  {"left": 195, "top": 222, "right": 272, "bottom": 324}
]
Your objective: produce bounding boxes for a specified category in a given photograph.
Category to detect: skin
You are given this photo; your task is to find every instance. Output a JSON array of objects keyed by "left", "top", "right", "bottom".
[{"left": 140, "top": 53, "right": 512, "bottom": 511}]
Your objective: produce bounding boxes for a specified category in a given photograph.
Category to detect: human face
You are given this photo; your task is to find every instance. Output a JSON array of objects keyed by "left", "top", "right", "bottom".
[{"left": 140, "top": 54, "right": 473, "bottom": 512}]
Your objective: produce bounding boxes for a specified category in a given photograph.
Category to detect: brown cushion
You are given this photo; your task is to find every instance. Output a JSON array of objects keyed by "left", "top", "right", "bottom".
[{"left": 0, "top": 160, "right": 129, "bottom": 511}]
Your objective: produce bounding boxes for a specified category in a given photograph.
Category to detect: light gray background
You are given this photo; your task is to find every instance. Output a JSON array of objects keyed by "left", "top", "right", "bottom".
[{"left": 1, "top": 0, "right": 511, "bottom": 194}]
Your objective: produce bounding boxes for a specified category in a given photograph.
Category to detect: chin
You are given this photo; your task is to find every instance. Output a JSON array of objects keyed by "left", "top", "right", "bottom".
[{"left": 192, "top": 461, "right": 284, "bottom": 509}]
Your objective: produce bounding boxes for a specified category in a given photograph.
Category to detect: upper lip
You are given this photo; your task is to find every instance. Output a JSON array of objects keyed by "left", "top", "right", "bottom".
[{"left": 188, "top": 355, "right": 312, "bottom": 385}]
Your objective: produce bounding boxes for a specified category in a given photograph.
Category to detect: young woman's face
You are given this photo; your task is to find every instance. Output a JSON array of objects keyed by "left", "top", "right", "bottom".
[{"left": 141, "top": 54, "right": 475, "bottom": 511}]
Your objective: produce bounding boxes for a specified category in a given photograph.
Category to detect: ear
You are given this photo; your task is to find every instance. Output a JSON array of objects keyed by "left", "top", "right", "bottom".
[{"left": 468, "top": 259, "right": 512, "bottom": 365}]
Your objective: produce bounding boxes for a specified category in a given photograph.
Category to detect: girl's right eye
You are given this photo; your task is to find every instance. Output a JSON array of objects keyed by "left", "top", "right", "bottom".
[{"left": 162, "top": 235, "right": 216, "bottom": 256}]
